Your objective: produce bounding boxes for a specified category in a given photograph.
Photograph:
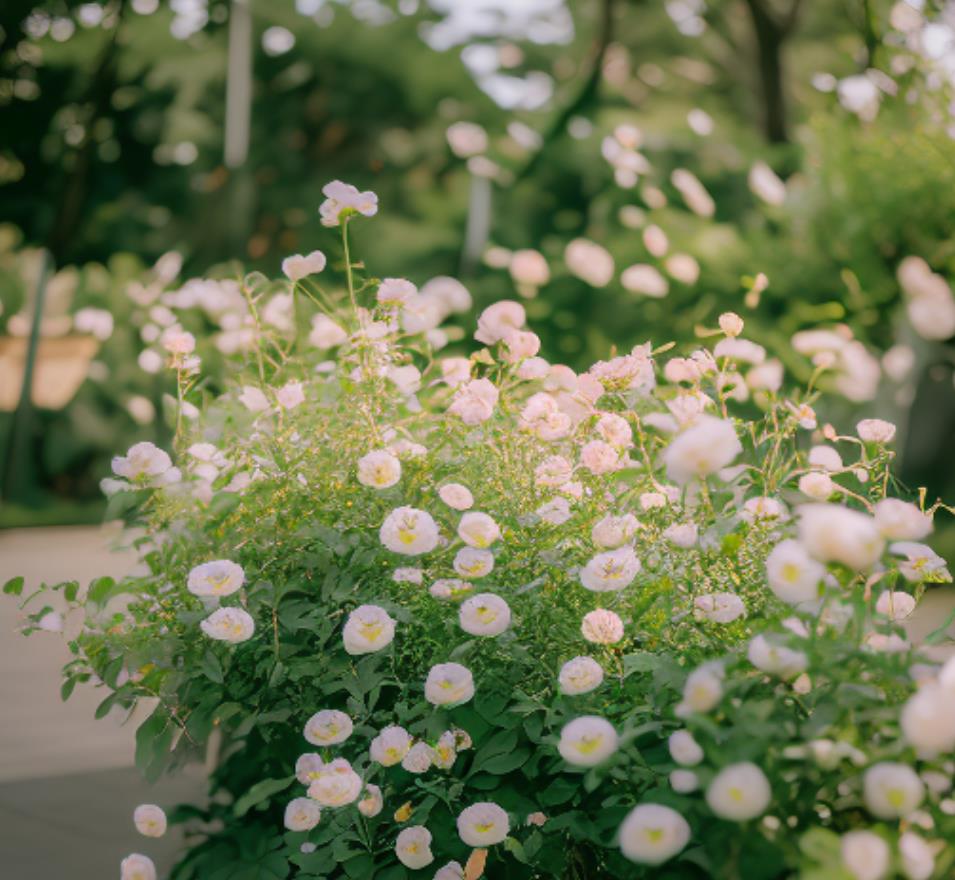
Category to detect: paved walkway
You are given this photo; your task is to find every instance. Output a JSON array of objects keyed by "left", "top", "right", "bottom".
[{"left": 0, "top": 526, "right": 203, "bottom": 878}]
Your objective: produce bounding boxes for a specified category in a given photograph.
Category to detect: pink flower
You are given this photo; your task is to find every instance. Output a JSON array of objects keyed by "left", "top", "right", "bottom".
[{"left": 449, "top": 378, "right": 499, "bottom": 425}]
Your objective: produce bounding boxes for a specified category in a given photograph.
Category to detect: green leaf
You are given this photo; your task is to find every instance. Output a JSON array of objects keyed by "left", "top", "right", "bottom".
[
  {"left": 86, "top": 576, "right": 117, "bottom": 606},
  {"left": 2, "top": 576, "right": 24, "bottom": 596},
  {"left": 482, "top": 748, "right": 531, "bottom": 775},
  {"left": 924, "top": 605, "right": 955, "bottom": 645},
  {"left": 199, "top": 650, "right": 224, "bottom": 684},
  {"left": 233, "top": 776, "right": 295, "bottom": 817}
]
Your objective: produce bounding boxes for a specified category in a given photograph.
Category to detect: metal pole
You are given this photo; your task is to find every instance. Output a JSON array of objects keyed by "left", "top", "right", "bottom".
[{"left": 2, "top": 250, "right": 51, "bottom": 502}]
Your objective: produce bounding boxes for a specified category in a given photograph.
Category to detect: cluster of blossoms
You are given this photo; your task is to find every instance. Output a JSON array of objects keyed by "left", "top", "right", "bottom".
[{"left": 26, "top": 184, "right": 954, "bottom": 880}]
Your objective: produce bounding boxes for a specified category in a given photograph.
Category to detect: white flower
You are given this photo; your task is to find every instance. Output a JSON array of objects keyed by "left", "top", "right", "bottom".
[
  {"left": 284, "top": 797, "right": 322, "bottom": 831},
  {"left": 591, "top": 514, "right": 639, "bottom": 549},
  {"left": 665, "top": 253, "right": 700, "bottom": 285},
  {"left": 447, "top": 121, "right": 488, "bottom": 158},
  {"left": 671, "top": 168, "right": 715, "bottom": 217},
  {"left": 890, "top": 542, "right": 950, "bottom": 582},
  {"left": 621, "top": 264, "right": 669, "bottom": 298},
  {"left": 901, "top": 684, "right": 955, "bottom": 758},
  {"left": 295, "top": 753, "right": 325, "bottom": 784},
  {"left": 664, "top": 522, "right": 698, "bottom": 548},
  {"left": 276, "top": 381, "right": 305, "bottom": 409},
  {"left": 798, "top": 504, "right": 885, "bottom": 570},
  {"left": 618, "top": 803, "right": 691, "bottom": 865},
  {"left": 357, "top": 451, "right": 401, "bottom": 489},
  {"left": 342, "top": 604, "right": 396, "bottom": 655},
  {"left": 799, "top": 471, "right": 835, "bottom": 500},
  {"left": 429, "top": 578, "right": 472, "bottom": 600},
  {"left": 238, "top": 385, "right": 270, "bottom": 412},
  {"left": 841, "top": 830, "right": 890, "bottom": 880},
  {"left": 748, "top": 161, "right": 786, "bottom": 205},
  {"left": 475, "top": 300, "right": 526, "bottom": 345},
  {"left": 580, "top": 440, "right": 621, "bottom": 475},
  {"left": 537, "top": 497, "right": 572, "bottom": 525},
  {"left": 565, "top": 238, "right": 615, "bottom": 287},
  {"left": 559, "top": 656, "right": 604, "bottom": 695},
  {"left": 393, "top": 567, "right": 423, "bottom": 585},
  {"left": 120, "top": 854, "right": 156, "bottom": 880},
  {"left": 160, "top": 326, "right": 196, "bottom": 355},
  {"left": 307, "top": 758, "right": 362, "bottom": 807},
  {"left": 838, "top": 74, "right": 881, "bottom": 120},
  {"left": 434, "top": 731, "right": 457, "bottom": 769},
  {"left": 133, "top": 804, "right": 167, "bottom": 838},
  {"left": 670, "top": 769, "right": 699, "bottom": 793},
  {"left": 319, "top": 180, "right": 378, "bottom": 227},
  {"left": 459, "top": 593, "right": 511, "bottom": 636},
  {"left": 303, "top": 710, "right": 353, "bottom": 746},
  {"left": 187, "top": 560, "right": 245, "bottom": 597},
  {"left": 282, "top": 250, "right": 326, "bottom": 281},
  {"left": 558, "top": 716, "right": 618, "bottom": 767},
  {"left": 741, "top": 496, "right": 788, "bottom": 522},
  {"left": 200, "top": 607, "right": 255, "bottom": 643},
  {"left": 434, "top": 861, "right": 465, "bottom": 880},
  {"left": 705, "top": 762, "right": 771, "bottom": 821},
  {"left": 370, "top": 725, "right": 413, "bottom": 766},
  {"left": 863, "top": 762, "right": 925, "bottom": 819},
  {"left": 857, "top": 418, "right": 896, "bottom": 444},
  {"left": 425, "top": 663, "right": 474, "bottom": 705},
  {"left": 580, "top": 547, "right": 641, "bottom": 592},
  {"left": 747, "top": 635, "right": 808, "bottom": 679},
  {"left": 714, "top": 338, "right": 766, "bottom": 365},
  {"left": 309, "top": 314, "right": 348, "bottom": 349},
  {"left": 900, "top": 831, "right": 936, "bottom": 880},
  {"left": 664, "top": 417, "right": 742, "bottom": 484},
  {"left": 509, "top": 249, "right": 550, "bottom": 287},
  {"left": 809, "top": 445, "right": 843, "bottom": 471},
  {"left": 448, "top": 548, "right": 494, "bottom": 583},
  {"left": 765, "top": 540, "right": 824, "bottom": 605},
  {"left": 112, "top": 441, "right": 175, "bottom": 482},
  {"left": 396, "top": 826, "right": 434, "bottom": 869},
  {"left": 439, "top": 483, "right": 473, "bottom": 510},
  {"left": 874, "top": 499, "right": 932, "bottom": 541},
  {"left": 458, "top": 512, "right": 500, "bottom": 548},
  {"left": 668, "top": 730, "right": 704, "bottom": 766},
  {"left": 448, "top": 378, "right": 499, "bottom": 424},
  {"left": 694, "top": 592, "right": 745, "bottom": 623},
  {"left": 581, "top": 609, "right": 624, "bottom": 645},
  {"left": 377, "top": 277, "right": 417, "bottom": 307},
  {"left": 380, "top": 507, "right": 440, "bottom": 556},
  {"left": 402, "top": 741, "right": 435, "bottom": 773},
  {"left": 357, "top": 784, "right": 383, "bottom": 818},
  {"left": 387, "top": 364, "right": 422, "bottom": 396},
  {"left": 74, "top": 306, "right": 114, "bottom": 340},
  {"left": 675, "top": 663, "right": 724, "bottom": 717},
  {"left": 875, "top": 590, "right": 916, "bottom": 621},
  {"left": 456, "top": 802, "right": 510, "bottom": 847}
]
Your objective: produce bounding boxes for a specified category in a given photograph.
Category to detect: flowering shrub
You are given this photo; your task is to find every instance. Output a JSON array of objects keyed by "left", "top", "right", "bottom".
[{"left": 10, "top": 184, "right": 955, "bottom": 880}]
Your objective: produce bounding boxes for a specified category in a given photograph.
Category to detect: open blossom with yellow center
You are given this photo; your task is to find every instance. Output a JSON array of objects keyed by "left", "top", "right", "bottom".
[
  {"left": 457, "top": 511, "right": 501, "bottom": 548},
  {"left": 120, "top": 854, "right": 157, "bottom": 880},
  {"left": 380, "top": 506, "right": 440, "bottom": 556},
  {"left": 430, "top": 578, "right": 473, "bottom": 600},
  {"left": 433, "top": 731, "right": 457, "bottom": 769},
  {"left": 456, "top": 801, "right": 510, "bottom": 846},
  {"left": 342, "top": 604, "right": 396, "bottom": 655},
  {"left": 307, "top": 758, "right": 362, "bottom": 807},
  {"left": 558, "top": 716, "right": 619, "bottom": 767},
  {"left": 199, "top": 607, "right": 255, "bottom": 643},
  {"left": 619, "top": 803, "right": 691, "bottom": 865},
  {"left": 283, "top": 797, "right": 322, "bottom": 831},
  {"left": 663, "top": 416, "right": 742, "bottom": 484},
  {"left": 295, "top": 753, "right": 325, "bottom": 784},
  {"left": 424, "top": 662, "right": 474, "bottom": 706},
  {"left": 453, "top": 547, "right": 494, "bottom": 579},
  {"left": 370, "top": 725, "right": 412, "bottom": 766},
  {"left": 459, "top": 593, "right": 511, "bottom": 636},
  {"left": 356, "top": 450, "right": 402, "bottom": 489},
  {"left": 558, "top": 656, "right": 604, "bottom": 695},
  {"left": 675, "top": 663, "right": 724, "bottom": 717},
  {"left": 579, "top": 546, "right": 641, "bottom": 592},
  {"left": 395, "top": 825, "right": 434, "bottom": 869},
  {"left": 863, "top": 762, "right": 925, "bottom": 819},
  {"left": 705, "top": 762, "right": 772, "bottom": 821},
  {"left": 187, "top": 559, "right": 245, "bottom": 597},
  {"left": 765, "top": 539, "right": 824, "bottom": 605},
  {"left": 303, "top": 709, "right": 353, "bottom": 746},
  {"left": 133, "top": 804, "right": 167, "bottom": 838}
]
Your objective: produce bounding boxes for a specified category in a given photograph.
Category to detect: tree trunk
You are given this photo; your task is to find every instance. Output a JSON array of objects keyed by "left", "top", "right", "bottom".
[{"left": 744, "top": 0, "right": 791, "bottom": 144}]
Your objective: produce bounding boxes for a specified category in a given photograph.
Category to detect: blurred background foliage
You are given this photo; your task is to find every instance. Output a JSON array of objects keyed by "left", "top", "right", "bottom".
[{"left": 1, "top": 0, "right": 954, "bottom": 537}]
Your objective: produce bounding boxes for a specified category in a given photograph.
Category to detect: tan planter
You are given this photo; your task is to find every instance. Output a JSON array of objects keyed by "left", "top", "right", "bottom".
[{"left": 0, "top": 335, "right": 99, "bottom": 411}]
